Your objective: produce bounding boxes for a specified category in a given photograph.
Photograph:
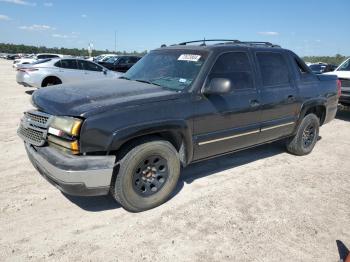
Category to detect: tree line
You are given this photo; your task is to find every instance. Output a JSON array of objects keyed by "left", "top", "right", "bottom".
[
  {"left": 0, "top": 43, "right": 147, "bottom": 57},
  {"left": 302, "top": 54, "right": 348, "bottom": 66},
  {"left": 0, "top": 43, "right": 348, "bottom": 65}
]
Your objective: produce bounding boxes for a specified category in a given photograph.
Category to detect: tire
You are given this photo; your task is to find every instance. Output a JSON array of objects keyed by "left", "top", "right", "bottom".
[
  {"left": 286, "top": 113, "right": 320, "bottom": 156},
  {"left": 111, "top": 140, "right": 180, "bottom": 212}
]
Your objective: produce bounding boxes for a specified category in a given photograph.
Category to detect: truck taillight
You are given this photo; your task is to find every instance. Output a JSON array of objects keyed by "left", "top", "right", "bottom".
[{"left": 337, "top": 79, "right": 342, "bottom": 98}]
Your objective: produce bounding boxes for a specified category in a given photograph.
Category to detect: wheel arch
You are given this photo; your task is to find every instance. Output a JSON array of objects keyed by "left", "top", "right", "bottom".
[
  {"left": 41, "top": 75, "right": 62, "bottom": 87},
  {"left": 298, "top": 99, "right": 327, "bottom": 126},
  {"left": 108, "top": 120, "right": 193, "bottom": 167}
]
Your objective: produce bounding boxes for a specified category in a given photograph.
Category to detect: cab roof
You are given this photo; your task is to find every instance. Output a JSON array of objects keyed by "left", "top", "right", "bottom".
[{"left": 155, "top": 39, "right": 283, "bottom": 52}]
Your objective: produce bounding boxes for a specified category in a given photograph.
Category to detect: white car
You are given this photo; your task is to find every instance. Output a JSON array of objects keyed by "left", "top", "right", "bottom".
[
  {"left": 324, "top": 57, "right": 350, "bottom": 105},
  {"left": 16, "top": 58, "right": 122, "bottom": 88},
  {"left": 331, "top": 58, "right": 350, "bottom": 78},
  {"left": 13, "top": 53, "right": 65, "bottom": 68}
]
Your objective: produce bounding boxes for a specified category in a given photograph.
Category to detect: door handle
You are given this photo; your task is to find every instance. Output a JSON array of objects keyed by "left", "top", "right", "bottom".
[
  {"left": 287, "top": 95, "right": 296, "bottom": 102},
  {"left": 250, "top": 99, "right": 260, "bottom": 108}
]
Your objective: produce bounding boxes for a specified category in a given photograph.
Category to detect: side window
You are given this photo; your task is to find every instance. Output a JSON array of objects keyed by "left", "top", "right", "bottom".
[
  {"left": 256, "top": 52, "right": 290, "bottom": 87},
  {"left": 130, "top": 57, "right": 139, "bottom": 63},
  {"left": 290, "top": 55, "right": 316, "bottom": 82},
  {"left": 118, "top": 57, "right": 127, "bottom": 64},
  {"left": 86, "top": 61, "right": 103, "bottom": 72},
  {"left": 293, "top": 56, "right": 311, "bottom": 74},
  {"left": 59, "top": 59, "right": 78, "bottom": 69},
  {"left": 209, "top": 52, "right": 254, "bottom": 90},
  {"left": 78, "top": 60, "right": 103, "bottom": 72}
]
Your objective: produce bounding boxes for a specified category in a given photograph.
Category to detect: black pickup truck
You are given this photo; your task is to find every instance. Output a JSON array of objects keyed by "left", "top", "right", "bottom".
[{"left": 18, "top": 40, "right": 339, "bottom": 212}]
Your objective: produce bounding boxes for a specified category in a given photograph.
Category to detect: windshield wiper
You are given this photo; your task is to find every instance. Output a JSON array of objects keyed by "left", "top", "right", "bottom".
[{"left": 134, "top": 79, "right": 161, "bottom": 87}]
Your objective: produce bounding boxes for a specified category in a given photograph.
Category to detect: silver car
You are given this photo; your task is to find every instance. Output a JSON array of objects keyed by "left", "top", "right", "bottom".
[{"left": 16, "top": 58, "right": 122, "bottom": 88}]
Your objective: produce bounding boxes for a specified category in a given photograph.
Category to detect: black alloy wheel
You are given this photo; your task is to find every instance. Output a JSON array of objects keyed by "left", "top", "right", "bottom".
[{"left": 132, "top": 155, "right": 169, "bottom": 196}]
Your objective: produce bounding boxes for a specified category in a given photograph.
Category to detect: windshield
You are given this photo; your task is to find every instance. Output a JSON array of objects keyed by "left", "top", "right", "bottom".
[
  {"left": 337, "top": 59, "right": 350, "bottom": 71},
  {"left": 122, "top": 50, "right": 208, "bottom": 91},
  {"left": 31, "top": 58, "right": 51, "bottom": 64},
  {"left": 101, "top": 56, "right": 114, "bottom": 62}
]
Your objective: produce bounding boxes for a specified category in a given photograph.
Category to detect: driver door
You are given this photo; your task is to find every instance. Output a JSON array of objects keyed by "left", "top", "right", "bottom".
[
  {"left": 193, "top": 51, "right": 262, "bottom": 160},
  {"left": 77, "top": 60, "right": 106, "bottom": 81}
]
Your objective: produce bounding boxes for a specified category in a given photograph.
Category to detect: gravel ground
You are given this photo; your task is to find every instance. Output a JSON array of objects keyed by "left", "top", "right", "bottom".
[{"left": 0, "top": 59, "right": 349, "bottom": 262}]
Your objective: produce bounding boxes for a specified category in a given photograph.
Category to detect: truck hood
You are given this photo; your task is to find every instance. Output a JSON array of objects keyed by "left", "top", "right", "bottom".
[{"left": 32, "top": 78, "right": 181, "bottom": 117}]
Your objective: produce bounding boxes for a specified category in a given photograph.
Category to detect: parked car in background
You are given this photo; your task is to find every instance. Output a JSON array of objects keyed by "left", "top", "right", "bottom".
[
  {"left": 308, "top": 62, "right": 337, "bottom": 74},
  {"left": 0, "top": 53, "right": 9, "bottom": 59},
  {"left": 325, "top": 57, "right": 350, "bottom": 106},
  {"left": 13, "top": 53, "right": 65, "bottom": 68},
  {"left": 16, "top": 58, "right": 121, "bottom": 88},
  {"left": 93, "top": 54, "right": 116, "bottom": 63},
  {"left": 97, "top": 55, "right": 118, "bottom": 66},
  {"left": 99, "top": 55, "right": 141, "bottom": 72},
  {"left": 17, "top": 39, "right": 339, "bottom": 212},
  {"left": 6, "top": 54, "right": 20, "bottom": 60}
]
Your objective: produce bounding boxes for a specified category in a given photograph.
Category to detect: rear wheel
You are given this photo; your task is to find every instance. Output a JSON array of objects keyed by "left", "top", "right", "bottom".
[
  {"left": 111, "top": 140, "right": 180, "bottom": 212},
  {"left": 42, "top": 77, "right": 62, "bottom": 87},
  {"left": 286, "top": 113, "right": 320, "bottom": 156}
]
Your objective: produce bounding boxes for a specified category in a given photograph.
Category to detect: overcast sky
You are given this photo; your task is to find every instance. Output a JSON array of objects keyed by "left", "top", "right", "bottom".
[{"left": 0, "top": 0, "right": 349, "bottom": 56}]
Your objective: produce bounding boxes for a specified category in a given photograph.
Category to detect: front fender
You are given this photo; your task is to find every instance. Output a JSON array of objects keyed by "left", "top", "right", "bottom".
[{"left": 107, "top": 119, "right": 193, "bottom": 164}]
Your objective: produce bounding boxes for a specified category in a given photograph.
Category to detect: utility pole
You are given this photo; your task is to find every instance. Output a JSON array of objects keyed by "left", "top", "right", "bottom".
[{"left": 114, "top": 30, "right": 117, "bottom": 53}]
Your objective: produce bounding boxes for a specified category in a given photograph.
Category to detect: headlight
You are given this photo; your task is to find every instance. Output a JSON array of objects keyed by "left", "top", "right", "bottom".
[
  {"left": 49, "top": 116, "right": 82, "bottom": 136},
  {"left": 48, "top": 135, "right": 79, "bottom": 153}
]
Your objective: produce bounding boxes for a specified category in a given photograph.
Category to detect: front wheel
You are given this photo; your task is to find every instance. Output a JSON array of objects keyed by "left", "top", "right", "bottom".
[
  {"left": 111, "top": 140, "right": 180, "bottom": 212},
  {"left": 286, "top": 113, "right": 320, "bottom": 156}
]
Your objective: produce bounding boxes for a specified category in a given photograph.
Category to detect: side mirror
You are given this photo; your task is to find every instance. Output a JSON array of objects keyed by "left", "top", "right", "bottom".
[
  {"left": 203, "top": 78, "right": 232, "bottom": 95},
  {"left": 103, "top": 69, "right": 107, "bottom": 75}
]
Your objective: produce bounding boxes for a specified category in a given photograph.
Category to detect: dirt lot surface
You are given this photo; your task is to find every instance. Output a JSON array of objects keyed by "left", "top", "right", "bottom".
[{"left": 0, "top": 59, "right": 349, "bottom": 262}]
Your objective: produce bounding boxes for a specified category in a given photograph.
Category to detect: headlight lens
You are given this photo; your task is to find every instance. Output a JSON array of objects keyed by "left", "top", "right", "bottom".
[
  {"left": 48, "top": 135, "right": 79, "bottom": 153},
  {"left": 49, "top": 116, "right": 82, "bottom": 136}
]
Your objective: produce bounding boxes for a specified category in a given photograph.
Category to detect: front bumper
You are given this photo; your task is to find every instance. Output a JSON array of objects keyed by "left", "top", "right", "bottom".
[{"left": 25, "top": 143, "right": 116, "bottom": 196}]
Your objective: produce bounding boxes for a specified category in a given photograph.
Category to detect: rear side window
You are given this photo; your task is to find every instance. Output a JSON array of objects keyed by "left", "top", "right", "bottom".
[
  {"left": 56, "top": 59, "right": 78, "bottom": 69},
  {"left": 209, "top": 52, "right": 254, "bottom": 90},
  {"left": 289, "top": 54, "right": 316, "bottom": 82},
  {"left": 293, "top": 57, "right": 310, "bottom": 74},
  {"left": 257, "top": 52, "right": 290, "bottom": 87}
]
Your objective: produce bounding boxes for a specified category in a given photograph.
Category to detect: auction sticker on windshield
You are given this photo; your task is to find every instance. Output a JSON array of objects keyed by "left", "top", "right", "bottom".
[{"left": 178, "top": 54, "right": 201, "bottom": 62}]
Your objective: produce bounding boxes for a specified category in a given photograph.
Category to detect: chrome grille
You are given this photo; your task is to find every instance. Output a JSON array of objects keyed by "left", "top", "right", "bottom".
[
  {"left": 24, "top": 110, "right": 52, "bottom": 128},
  {"left": 17, "top": 111, "right": 52, "bottom": 146},
  {"left": 340, "top": 78, "right": 350, "bottom": 88},
  {"left": 25, "top": 112, "right": 49, "bottom": 126},
  {"left": 18, "top": 125, "right": 46, "bottom": 146}
]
